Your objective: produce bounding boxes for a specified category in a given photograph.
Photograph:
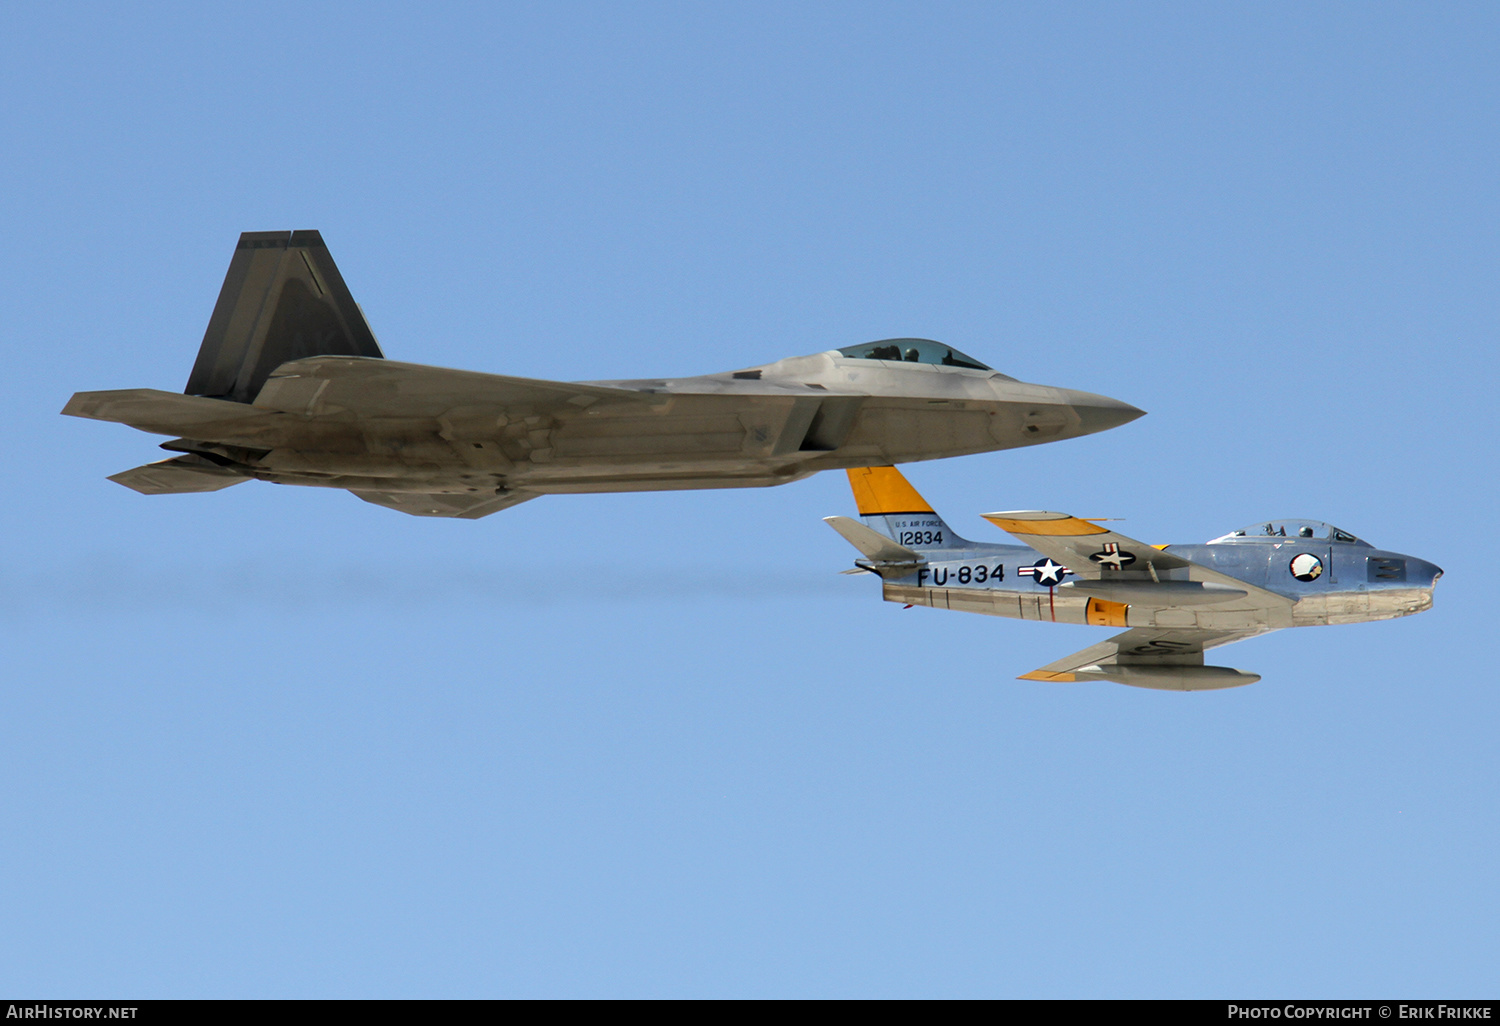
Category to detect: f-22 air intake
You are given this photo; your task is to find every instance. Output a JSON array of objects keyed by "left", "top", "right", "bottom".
[{"left": 63, "top": 231, "right": 1143, "bottom": 518}]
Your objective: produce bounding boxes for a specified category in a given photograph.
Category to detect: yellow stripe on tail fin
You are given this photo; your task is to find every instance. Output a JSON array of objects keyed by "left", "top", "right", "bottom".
[{"left": 846, "top": 466, "right": 934, "bottom": 516}]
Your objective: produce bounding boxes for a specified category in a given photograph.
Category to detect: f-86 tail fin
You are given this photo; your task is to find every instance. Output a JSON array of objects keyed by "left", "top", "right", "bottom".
[
  {"left": 185, "top": 230, "right": 382, "bottom": 404},
  {"left": 844, "top": 466, "right": 975, "bottom": 551}
]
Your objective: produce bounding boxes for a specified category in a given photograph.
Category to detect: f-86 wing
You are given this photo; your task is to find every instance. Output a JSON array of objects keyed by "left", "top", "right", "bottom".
[
  {"left": 982, "top": 510, "right": 1293, "bottom": 614},
  {"left": 1019, "top": 626, "right": 1270, "bottom": 691}
]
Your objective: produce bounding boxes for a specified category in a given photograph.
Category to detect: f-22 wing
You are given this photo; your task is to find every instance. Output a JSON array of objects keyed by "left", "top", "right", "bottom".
[{"left": 983, "top": 510, "right": 1294, "bottom": 690}]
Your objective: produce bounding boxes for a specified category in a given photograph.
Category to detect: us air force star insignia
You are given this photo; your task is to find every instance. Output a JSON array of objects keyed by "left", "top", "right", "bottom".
[
  {"left": 1289, "top": 553, "right": 1324, "bottom": 582},
  {"left": 1019, "top": 558, "right": 1070, "bottom": 587},
  {"left": 1088, "top": 542, "right": 1136, "bottom": 568}
]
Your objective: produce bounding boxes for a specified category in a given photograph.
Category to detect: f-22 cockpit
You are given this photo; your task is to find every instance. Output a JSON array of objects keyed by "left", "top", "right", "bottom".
[{"left": 837, "top": 338, "right": 1000, "bottom": 373}]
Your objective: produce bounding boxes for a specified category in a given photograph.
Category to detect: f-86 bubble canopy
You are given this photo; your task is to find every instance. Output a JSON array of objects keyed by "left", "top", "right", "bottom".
[
  {"left": 1210, "top": 519, "right": 1369, "bottom": 546},
  {"left": 837, "top": 338, "right": 1004, "bottom": 374}
]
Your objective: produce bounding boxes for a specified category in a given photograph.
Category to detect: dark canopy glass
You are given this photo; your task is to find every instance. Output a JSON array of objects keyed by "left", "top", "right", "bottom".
[{"left": 836, "top": 338, "right": 993, "bottom": 371}]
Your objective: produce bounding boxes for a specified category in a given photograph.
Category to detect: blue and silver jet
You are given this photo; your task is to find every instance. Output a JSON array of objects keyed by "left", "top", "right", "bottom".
[{"left": 826, "top": 467, "right": 1442, "bottom": 690}]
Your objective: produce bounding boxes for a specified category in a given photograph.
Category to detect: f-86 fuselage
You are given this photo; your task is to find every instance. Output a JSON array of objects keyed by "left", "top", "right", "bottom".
[{"left": 827, "top": 468, "right": 1441, "bottom": 689}]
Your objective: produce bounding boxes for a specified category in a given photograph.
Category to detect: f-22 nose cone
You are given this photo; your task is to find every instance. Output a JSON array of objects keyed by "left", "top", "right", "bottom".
[{"left": 1063, "top": 390, "right": 1147, "bottom": 436}]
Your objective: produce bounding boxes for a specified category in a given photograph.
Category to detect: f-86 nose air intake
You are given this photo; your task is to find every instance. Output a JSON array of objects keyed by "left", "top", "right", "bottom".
[
  {"left": 826, "top": 467, "right": 1441, "bottom": 690},
  {"left": 62, "top": 231, "right": 1143, "bottom": 518}
]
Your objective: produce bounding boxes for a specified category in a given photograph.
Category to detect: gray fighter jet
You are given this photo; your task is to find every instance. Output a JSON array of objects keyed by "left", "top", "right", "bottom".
[
  {"left": 827, "top": 467, "right": 1441, "bottom": 689},
  {"left": 62, "top": 231, "right": 1143, "bottom": 518}
]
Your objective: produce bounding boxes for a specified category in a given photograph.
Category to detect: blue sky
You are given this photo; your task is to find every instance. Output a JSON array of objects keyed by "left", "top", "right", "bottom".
[{"left": 1, "top": 1, "right": 1496, "bottom": 997}]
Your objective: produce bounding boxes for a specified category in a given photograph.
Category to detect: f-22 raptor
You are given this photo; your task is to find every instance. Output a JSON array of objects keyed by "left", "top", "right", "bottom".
[
  {"left": 827, "top": 467, "right": 1442, "bottom": 690},
  {"left": 62, "top": 231, "right": 1142, "bottom": 518}
]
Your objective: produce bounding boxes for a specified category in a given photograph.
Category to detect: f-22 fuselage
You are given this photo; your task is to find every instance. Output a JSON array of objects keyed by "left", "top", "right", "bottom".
[{"left": 62, "top": 231, "right": 1143, "bottom": 519}]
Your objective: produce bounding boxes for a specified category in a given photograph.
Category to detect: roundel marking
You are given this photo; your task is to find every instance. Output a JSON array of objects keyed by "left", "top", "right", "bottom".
[
  {"left": 1019, "top": 558, "right": 1070, "bottom": 587},
  {"left": 1088, "top": 542, "right": 1136, "bottom": 568},
  {"left": 1289, "top": 553, "right": 1324, "bottom": 582}
]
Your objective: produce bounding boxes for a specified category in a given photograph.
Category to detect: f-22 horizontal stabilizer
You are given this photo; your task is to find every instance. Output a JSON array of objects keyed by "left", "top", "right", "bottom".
[{"left": 108, "top": 454, "right": 247, "bottom": 495}]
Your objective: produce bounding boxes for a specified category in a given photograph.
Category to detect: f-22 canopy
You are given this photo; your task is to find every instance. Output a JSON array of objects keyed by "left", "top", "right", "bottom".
[{"left": 63, "top": 231, "right": 1143, "bottom": 518}]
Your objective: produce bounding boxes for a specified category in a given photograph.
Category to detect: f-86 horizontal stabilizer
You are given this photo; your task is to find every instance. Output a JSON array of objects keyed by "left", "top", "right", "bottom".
[{"left": 822, "top": 515, "right": 923, "bottom": 569}]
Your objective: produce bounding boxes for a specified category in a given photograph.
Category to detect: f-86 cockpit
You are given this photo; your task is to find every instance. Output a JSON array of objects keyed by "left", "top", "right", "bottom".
[{"left": 1211, "top": 519, "right": 1366, "bottom": 545}]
